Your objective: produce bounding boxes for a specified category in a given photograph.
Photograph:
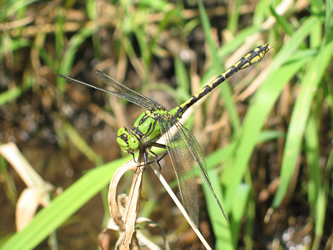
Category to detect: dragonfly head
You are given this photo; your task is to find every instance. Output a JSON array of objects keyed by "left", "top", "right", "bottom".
[{"left": 117, "top": 127, "right": 140, "bottom": 153}]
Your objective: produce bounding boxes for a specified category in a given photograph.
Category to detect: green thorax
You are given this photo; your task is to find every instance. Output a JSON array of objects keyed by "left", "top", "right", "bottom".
[{"left": 117, "top": 108, "right": 179, "bottom": 153}]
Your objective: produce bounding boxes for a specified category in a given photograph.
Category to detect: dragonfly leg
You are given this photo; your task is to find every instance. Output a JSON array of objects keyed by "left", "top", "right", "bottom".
[
  {"left": 150, "top": 142, "right": 167, "bottom": 149},
  {"left": 145, "top": 149, "right": 168, "bottom": 170},
  {"left": 136, "top": 148, "right": 156, "bottom": 169},
  {"left": 141, "top": 149, "right": 149, "bottom": 170},
  {"left": 149, "top": 142, "right": 169, "bottom": 168},
  {"left": 155, "top": 151, "right": 168, "bottom": 170},
  {"left": 130, "top": 152, "right": 137, "bottom": 163},
  {"left": 136, "top": 146, "right": 168, "bottom": 171},
  {"left": 133, "top": 149, "right": 148, "bottom": 174}
]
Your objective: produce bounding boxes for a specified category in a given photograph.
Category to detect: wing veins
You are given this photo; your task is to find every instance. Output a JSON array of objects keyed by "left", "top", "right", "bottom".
[
  {"left": 159, "top": 118, "right": 199, "bottom": 226},
  {"left": 160, "top": 118, "right": 227, "bottom": 223},
  {"left": 58, "top": 71, "right": 165, "bottom": 111},
  {"left": 96, "top": 71, "right": 165, "bottom": 110}
]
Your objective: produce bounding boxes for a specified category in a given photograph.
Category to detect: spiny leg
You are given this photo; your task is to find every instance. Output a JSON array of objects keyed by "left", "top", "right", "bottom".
[
  {"left": 136, "top": 143, "right": 168, "bottom": 170},
  {"left": 138, "top": 147, "right": 160, "bottom": 170},
  {"left": 130, "top": 152, "right": 137, "bottom": 163},
  {"left": 147, "top": 143, "right": 169, "bottom": 170},
  {"left": 145, "top": 151, "right": 168, "bottom": 170},
  {"left": 134, "top": 149, "right": 148, "bottom": 174}
]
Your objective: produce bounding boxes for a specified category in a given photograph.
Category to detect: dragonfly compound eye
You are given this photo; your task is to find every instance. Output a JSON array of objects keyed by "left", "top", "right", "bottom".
[
  {"left": 117, "top": 127, "right": 129, "bottom": 136},
  {"left": 128, "top": 134, "right": 140, "bottom": 150},
  {"left": 117, "top": 127, "right": 130, "bottom": 152}
]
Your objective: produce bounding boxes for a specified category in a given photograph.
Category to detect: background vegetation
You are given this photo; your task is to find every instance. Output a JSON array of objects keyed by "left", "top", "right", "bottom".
[{"left": 0, "top": 0, "right": 332, "bottom": 249}]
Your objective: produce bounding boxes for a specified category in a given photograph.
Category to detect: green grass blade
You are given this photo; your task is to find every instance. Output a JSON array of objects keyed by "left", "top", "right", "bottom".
[
  {"left": 175, "top": 56, "right": 190, "bottom": 94},
  {"left": 202, "top": 170, "right": 232, "bottom": 250},
  {"left": 230, "top": 183, "right": 250, "bottom": 248},
  {"left": 86, "top": 0, "right": 97, "bottom": 20},
  {"left": 0, "top": 0, "right": 37, "bottom": 21},
  {"left": 55, "top": 8, "right": 65, "bottom": 61},
  {"left": 0, "top": 76, "right": 33, "bottom": 106},
  {"left": 221, "top": 15, "right": 320, "bottom": 209},
  {"left": 253, "top": 0, "right": 269, "bottom": 26},
  {"left": 270, "top": 17, "right": 320, "bottom": 70},
  {"left": 138, "top": 0, "right": 169, "bottom": 11},
  {"left": 272, "top": 35, "right": 333, "bottom": 207},
  {"left": 197, "top": 0, "right": 241, "bottom": 134},
  {"left": 0, "top": 36, "right": 31, "bottom": 56},
  {"left": 312, "top": 186, "right": 328, "bottom": 249},
  {"left": 63, "top": 122, "right": 103, "bottom": 165},
  {"left": 2, "top": 160, "right": 125, "bottom": 250},
  {"left": 57, "top": 26, "right": 94, "bottom": 90},
  {"left": 227, "top": 0, "right": 242, "bottom": 35},
  {"left": 312, "top": 148, "right": 332, "bottom": 249},
  {"left": 269, "top": 5, "right": 294, "bottom": 36},
  {"left": 222, "top": 50, "right": 312, "bottom": 207},
  {"left": 305, "top": 113, "right": 326, "bottom": 249},
  {"left": 305, "top": 114, "right": 321, "bottom": 208}
]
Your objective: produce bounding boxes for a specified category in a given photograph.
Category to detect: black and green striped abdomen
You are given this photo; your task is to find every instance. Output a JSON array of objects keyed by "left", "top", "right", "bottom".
[{"left": 175, "top": 44, "right": 271, "bottom": 117}]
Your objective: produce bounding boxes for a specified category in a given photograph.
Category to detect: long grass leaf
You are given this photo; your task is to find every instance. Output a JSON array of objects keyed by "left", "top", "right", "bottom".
[
  {"left": 221, "top": 16, "right": 320, "bottom": 209},
  {"left": 273, "top": 33, "right": 333, "bottom": 207},
  {"left": 0, "top": 77, "right": 33, "bottom": 106},
  {"left": 2, "top": 160, "right": 125, "bottom": 250},
  {"left": 222, "top": 51, "right": 312, "bottom": 207},
  {"left": 197, "top": 0, "right": 241, "bottom": 134},
  {"left": 57, "top": 26, "right": 94, "bottom": 90},
  {"left": 229, "top": 183, "right": 250, "bottom": 248}
]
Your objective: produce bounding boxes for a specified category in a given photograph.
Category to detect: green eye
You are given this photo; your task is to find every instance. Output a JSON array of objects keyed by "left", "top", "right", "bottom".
[
  {"left": 117, "top": 137, "right": 128, "bottom": 149},
  {"left": 117, "top": 127, "right": 128, "bottom": 136},
  {"left": 128, "top": 134, "right": 139, "bottom": 150},
  {"left": 117, "top": 127, "right": 130, "bottom": 152}
]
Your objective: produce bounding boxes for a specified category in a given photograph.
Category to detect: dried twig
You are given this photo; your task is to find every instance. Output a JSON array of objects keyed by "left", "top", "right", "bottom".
[{"left": 106, "top": 151, "right": 146, "bottom": 249}]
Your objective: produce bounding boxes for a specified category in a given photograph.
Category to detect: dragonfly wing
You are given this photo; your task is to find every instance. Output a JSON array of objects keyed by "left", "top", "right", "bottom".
[
  {"left": 96, "top": 71, "right": 165, "bottom": 111},
  {"left": 160, "top": 118, "right": 227, "bottom": 224},
  {"left": 159, "top": 118, "right": 199, "bottom": 226},
  {"left": 58, "top": 71, "right": 165, "bottom": 111},
  {"left": 176, "top": 123, "right": 227, "bottom": 220}
]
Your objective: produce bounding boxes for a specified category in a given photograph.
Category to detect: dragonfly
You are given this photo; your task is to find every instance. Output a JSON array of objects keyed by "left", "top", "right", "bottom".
[{"left": 59, "top": 44, "right": 271, "bottom": 226}]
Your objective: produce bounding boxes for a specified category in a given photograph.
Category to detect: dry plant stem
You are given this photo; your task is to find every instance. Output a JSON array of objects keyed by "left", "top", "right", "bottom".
[
  {"left": 136, "top": 218, "right": 170, "bottom": 250},
  {"left": 0, "top": 143, "right": 47, "bottom": 188},
  {"left": 122, "top": 164, "right": 144, "bottom": 249},
  {"left": 0, "top": 143, "right": 54, "bottom": 230},
  {"left": 108, "top": 160, "right": 137, "bottom": 231},
  {"left": 108, "top": 153, "right": 145, "bottom": 250}
]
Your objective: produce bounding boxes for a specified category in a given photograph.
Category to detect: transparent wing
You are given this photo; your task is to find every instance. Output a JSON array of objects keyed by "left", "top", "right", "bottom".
[
  {"left": 58, "top": 71, "right": 165, "bottom": 111},
  {"left": 159, "top": 118, "right": 199, "bottom": 226},
  {"left": 96, "top": 71, "right": 165, "bottom": 110},
  {"left": 159, "top": 118, "right": 226, "bottom": 226}
]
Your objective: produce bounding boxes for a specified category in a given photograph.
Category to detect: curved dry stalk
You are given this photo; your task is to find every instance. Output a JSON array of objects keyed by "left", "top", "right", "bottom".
[
  {"left": 0, "top": 143, "right": 54, "bottom": 231},
  {"left": 108, "top": 159, "right": 137, "bottom": 231},
  {"left": 107, "top": 152, "right": 145, "bottom": 250},
  {"left": 105, "top": 149, "right": 213, "bottom": 249}
]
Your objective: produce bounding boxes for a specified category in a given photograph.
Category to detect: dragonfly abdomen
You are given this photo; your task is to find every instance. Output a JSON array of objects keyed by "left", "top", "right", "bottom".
[{"left": 175, "top": 44, "right": 271, "bottom": 117}]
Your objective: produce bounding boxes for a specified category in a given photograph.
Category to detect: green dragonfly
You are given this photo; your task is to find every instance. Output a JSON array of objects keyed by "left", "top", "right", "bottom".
[{"left": 59, "top": 44, "right": 270, "bottom": 226}]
